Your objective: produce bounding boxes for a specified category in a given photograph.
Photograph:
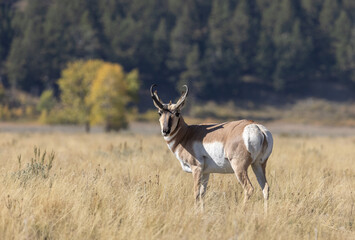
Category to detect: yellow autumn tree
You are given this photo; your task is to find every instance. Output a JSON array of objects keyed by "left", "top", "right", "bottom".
[
  {"left": 57, "top": 59, "right": 139, "bottom": 132},
  {"left": 88, "top": 63, "right": 139, "bottom": 131},
  {"left": 58, "top": 59, "right": 104, "bottom": 132}
]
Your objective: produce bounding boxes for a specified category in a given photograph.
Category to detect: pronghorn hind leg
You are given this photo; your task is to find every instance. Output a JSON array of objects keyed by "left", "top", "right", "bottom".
[
  {"left": 230, "top": 158, "right": 254, "bottom": 204},
  {"left": 262, "top": 159, "right": 269, "bottom": 213},
  {"left": 252, "top": 160, "right": 269, "bottom": 213},
  {"left": 261, "top": 160, "right": 269, "bottom": 198}
]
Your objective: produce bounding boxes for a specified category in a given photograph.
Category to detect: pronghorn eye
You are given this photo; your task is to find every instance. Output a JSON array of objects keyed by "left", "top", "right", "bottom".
[
  {"left": 175, "top": 112, "right": 180, "bottom": 117},
  {"left": 158, "top": 111, "right": 162, "bottom": 116}
]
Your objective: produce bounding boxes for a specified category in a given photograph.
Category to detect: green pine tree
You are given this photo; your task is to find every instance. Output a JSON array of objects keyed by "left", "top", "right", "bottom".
[
  {"left": 153, "top": 18, "right": 170, "bottom": 74},
  {"left": 319, "top": 0, "right": 340, "bottom": 36},
  {"left": 255, "top": 31, "right": 275, "bottom": 81},
  {"left": 179, "top": 44, "right": 202, "bottom": 93},
  {"left": 168, "top": 6, "right": 195, "bottom": 78},
  {"left": 0, "top": 1, "right": 16, "bottom": 77},
  {"left": 203, "top": 0, "right": 239, "bottom": 96},
  {"left": 334, "top": 11, "right": 353, "bottom": 72},
  {"left": 6, "top": 0, "right": 49, "bottom": 91},
  {"left": 273, "top": 19, "right": 313, "bottom": 91},
  {"left": 229, "top": 0, "right": 260, "bottom": 73}
]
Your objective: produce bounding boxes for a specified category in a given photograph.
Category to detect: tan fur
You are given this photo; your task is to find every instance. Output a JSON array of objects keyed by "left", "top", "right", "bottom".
[
  {"left": 167, "top": 117, "right": 257, "bottom": 204},
  {"left": 169, "top": 118, "right": 253, "bottom": 164},
  {"left": 152, "top": 85, "right": 272, "bottom": 210}
]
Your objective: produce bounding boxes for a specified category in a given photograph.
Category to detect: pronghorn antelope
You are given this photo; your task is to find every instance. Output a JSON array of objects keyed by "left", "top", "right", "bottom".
[{"left": 151, "top": 84, "right": 273, "bottom": 209}]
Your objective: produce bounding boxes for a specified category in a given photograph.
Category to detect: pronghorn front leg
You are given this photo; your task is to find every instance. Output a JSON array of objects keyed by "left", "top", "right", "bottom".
[
  {"left": 198, "top": 173, "right": 210, "bottom": 210},
  {"left": 200, "top": 173, "right": 210, "bottom": 199},
  {"left": 191, "top": 165, "right": 203, "bottom": 203},
  {"left": 191, "top": 165, "right": 209, "bottom": 210}
]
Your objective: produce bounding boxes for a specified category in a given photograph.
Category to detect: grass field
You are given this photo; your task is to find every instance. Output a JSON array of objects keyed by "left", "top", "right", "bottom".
[{"left": 0, "top": 130, "right": 354, "bottom": 239}]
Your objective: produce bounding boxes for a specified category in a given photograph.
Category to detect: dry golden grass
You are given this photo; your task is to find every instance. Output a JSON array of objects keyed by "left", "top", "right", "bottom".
[{"left": 0, "top": 132, "right": 354, "bottom": 239}]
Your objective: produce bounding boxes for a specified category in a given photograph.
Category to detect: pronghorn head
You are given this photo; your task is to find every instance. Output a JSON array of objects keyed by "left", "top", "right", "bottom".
[{"left": 151, "top": 84, "right": 188, "bottom": 136}]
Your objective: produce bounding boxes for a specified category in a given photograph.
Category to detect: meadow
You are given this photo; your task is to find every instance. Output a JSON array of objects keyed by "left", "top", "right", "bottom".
[{"left": 0, "top": 130, "right": 354, "bottom": 239}]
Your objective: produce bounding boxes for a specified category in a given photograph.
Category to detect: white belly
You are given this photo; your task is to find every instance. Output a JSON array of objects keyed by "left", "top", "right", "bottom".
[{"left": 193, "top": 141, "right": 234, "bottom": 174}]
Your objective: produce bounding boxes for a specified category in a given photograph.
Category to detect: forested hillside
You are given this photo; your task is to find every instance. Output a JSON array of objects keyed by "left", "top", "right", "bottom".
[{"left": 1, "top": 0, "right": 354, "bottom": 102}]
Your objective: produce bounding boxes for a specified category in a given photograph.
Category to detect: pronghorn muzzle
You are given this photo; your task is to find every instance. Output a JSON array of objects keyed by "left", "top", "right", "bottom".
[{"left": 162, "top": 114, "right": 172, "bottom": 136}]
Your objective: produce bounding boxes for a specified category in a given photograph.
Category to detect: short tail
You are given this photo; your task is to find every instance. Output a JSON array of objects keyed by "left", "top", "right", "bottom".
[{"left": 256, "top": 124, "right": 273, "bottom": 164}]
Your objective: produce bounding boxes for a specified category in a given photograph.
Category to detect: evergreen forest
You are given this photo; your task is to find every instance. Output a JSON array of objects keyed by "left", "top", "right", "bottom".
[{"left": 1, "top": 0, "right": 354, "bottom": 104}]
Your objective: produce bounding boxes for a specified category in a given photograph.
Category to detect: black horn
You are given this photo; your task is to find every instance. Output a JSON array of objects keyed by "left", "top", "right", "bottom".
[
  {"left": 175, "top": 85, "right": 189, "bottom": 109},
  {"left": 150, "top": 84, "right": 164, "bottom": 109}
]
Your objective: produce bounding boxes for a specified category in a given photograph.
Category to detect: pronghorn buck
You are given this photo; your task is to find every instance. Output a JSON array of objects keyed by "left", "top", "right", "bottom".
[{"left": 151, "top": 84, "right": 273, "bottom": 208}]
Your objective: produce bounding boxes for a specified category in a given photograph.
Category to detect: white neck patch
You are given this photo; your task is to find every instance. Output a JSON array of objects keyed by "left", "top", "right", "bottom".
[{"left": 166, "top": 140, "right": 175, "bottom": 152}]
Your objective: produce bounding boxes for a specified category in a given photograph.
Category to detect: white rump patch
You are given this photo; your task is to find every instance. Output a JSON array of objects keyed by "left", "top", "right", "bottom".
[
  {"left": 243, "top": 124, "right": 273, "bottom": 163},
  {"left": 243, "top": 124, "right": 264, "bottom": 162}
]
